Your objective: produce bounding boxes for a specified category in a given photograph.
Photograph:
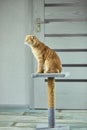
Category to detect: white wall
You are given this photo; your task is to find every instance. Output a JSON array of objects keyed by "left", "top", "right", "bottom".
[{"left": 0, "top": 0, "right": 33, "bottom": 107}]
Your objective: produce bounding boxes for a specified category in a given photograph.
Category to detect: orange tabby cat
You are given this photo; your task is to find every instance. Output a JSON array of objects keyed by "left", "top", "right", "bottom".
[{"left": 25, "top": 35, "right": 62, "bottom": 73}]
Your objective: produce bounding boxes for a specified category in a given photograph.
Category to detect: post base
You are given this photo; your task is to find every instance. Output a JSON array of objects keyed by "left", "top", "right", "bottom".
[{"left": 36, "top": 124, "right": 70, "bottom": 130}]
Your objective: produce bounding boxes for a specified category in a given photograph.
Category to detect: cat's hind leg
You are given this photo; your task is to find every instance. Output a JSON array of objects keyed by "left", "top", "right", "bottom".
[
  {"left": 44, "top": 61, "right": 61, "bottom": 73},
  {"left": 44, "top": 69, "right": 59, "bottom": 73}
]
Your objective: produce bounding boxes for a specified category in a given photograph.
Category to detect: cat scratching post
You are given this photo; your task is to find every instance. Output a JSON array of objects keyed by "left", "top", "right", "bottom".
[{"left": 32, "top": 73, "right": 70, "bottom": 130}]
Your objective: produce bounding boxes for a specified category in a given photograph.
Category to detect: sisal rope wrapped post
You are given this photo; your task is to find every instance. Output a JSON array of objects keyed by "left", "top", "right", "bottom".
[{"left": 48, "top": 78, "right": 55, "bottom": 128}]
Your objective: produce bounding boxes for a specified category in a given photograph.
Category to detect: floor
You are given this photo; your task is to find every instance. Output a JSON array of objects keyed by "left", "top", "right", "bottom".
[{"left": 0, "top": 109, "right": 87, "bottom": 130}]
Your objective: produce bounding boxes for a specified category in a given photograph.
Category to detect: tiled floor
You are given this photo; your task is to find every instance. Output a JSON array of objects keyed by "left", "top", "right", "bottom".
[{"left": 0, "top": 109, "right": 87, "bottom": 130}]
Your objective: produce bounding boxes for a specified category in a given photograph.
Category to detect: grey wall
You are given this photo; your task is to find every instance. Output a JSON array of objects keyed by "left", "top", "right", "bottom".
[{"left": 0, "top": 0, "right": 33, "bottom": 107}]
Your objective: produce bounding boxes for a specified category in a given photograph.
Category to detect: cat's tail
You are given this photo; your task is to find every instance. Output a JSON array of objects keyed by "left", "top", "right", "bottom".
[{"left": 48, "top": 78, "right": 55, "bottom": 108}]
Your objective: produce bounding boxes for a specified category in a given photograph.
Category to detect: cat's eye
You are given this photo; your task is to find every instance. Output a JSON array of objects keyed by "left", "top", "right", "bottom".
[{"left": 32, "top": 36, "right": 35, "bottom": 39}]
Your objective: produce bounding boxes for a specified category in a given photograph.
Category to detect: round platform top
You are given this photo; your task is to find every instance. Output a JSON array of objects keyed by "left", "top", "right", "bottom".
[{"left": 31, "top": 72, "right": 70, "bottom": 78}]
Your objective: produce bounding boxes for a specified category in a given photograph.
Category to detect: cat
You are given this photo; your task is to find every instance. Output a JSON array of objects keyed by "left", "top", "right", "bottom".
[{"left": 25, "top": 35, "right": 62, "bottom": 73}]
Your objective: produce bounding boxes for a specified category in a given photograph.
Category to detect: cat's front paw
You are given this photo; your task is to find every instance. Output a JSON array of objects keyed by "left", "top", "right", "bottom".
[
  {"left": 37, "top": 71, "right": 43, "bottom": 73},
  {"left": 37, "top": 69, "right": 43, "bottom": 73}
]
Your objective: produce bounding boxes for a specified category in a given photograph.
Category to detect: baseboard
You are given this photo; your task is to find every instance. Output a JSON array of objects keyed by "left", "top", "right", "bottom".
[{"left": 0, "top": 104, "right": 30, "bottom": 111}]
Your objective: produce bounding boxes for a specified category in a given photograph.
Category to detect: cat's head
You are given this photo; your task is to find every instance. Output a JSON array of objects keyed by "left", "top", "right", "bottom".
[{"left": 25, "top": 35, "right": 38, "bottom": 47}]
